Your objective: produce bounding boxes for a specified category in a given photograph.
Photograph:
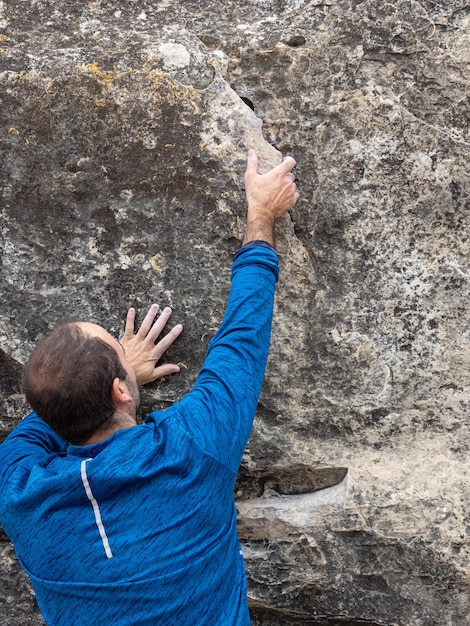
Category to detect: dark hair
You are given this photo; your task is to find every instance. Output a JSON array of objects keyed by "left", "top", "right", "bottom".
[{"left": 22, "top": 322, "right": 126, "bottom": 445}]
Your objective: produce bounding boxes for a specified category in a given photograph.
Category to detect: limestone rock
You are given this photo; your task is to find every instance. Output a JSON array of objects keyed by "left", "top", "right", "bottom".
[{"left": 1, "top": 1, "right": 469, "bottom": 624}]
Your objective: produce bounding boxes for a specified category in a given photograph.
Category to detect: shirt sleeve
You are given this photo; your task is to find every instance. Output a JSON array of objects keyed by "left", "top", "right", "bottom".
[
  {"left": 0, "top": 412, "right": 68, "bottom": 485},
  {"left": 148, "top": 244, "right": 279, "bottom": 473}
]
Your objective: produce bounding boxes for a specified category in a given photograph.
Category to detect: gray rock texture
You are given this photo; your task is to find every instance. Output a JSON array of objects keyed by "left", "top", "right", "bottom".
[{"left": 1, "top": 1, "right": 469, "bottom": 624}]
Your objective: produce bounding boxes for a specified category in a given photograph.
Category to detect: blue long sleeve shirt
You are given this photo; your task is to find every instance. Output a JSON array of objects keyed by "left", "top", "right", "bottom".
[{"left": 0, "top": 245, "right": 279, "bottom": 626}]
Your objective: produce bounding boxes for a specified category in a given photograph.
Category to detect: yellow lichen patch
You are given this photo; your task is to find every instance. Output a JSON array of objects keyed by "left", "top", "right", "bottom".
[
  {"left": 74, "top": 58, "right": 201, "bottom": 113},
  {"left": 149, "top": 252, "right": 165, "bottom": 273},
  {"left": 0, "top": 34, "right": 10, "bottom": 42},
  {"left": 75, "top": 61, "right": 126, "bottom": 92},
  {"left": 139, "top": 59, "right": 201, "bottom": 113},
  {"left": 206, "top": 55, "right": 227, "bottom": 73},
  {"left": 140, "top": 53, "right": 162, "bottom": 69}
]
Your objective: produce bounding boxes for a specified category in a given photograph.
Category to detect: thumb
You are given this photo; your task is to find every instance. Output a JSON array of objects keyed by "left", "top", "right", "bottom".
[{"left": 245, "top": 149, "right": 259, "bottom": 177}]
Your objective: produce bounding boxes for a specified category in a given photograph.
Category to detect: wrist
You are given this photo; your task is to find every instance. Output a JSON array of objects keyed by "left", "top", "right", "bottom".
[{"left": 243, "top": 214, "right": 275, "bottom": 246}]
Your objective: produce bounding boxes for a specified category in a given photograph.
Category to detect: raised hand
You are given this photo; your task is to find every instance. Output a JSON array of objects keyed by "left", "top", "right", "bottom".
[{"left": 243, "top": 150, "right": 299, "bottom": 245}]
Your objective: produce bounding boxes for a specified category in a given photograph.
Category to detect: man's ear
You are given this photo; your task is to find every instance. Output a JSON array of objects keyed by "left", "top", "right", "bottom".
[{"left": 111, "top": 377, "right": 133, "bottom": 405}]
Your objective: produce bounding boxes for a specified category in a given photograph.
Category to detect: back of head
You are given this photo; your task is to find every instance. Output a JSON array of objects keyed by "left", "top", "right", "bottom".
[{"left": 22, "top": 322, "right": 126, "bottom": 445}]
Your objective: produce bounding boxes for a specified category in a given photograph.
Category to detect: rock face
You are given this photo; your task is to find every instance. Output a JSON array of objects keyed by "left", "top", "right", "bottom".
[{"left": 1, "top": 1, "right": 469, "bottom": 624}]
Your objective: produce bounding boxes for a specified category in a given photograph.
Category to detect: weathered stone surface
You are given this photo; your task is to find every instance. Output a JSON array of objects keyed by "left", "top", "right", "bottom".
[{"left": 1, "top": 1, "right": 469, "bottom": 624}]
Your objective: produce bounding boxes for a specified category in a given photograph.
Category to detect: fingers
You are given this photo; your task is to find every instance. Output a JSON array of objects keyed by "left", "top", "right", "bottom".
[
  {"left": 245, "top": 149, "right": 259, "bottom": 178},
  {"left": 146, "top": 306, "right": 173, "bottom": 342},
  {"left": 124, "top": 307, "right": 136, "bottom": 337},
  {"left": 129, "top": 304, "right": 182, "bottom": 346},
  {"left": 246, "top": 150, "right": 296, "bottom": 177},
  {"left": 146, "top": 321, "right": 183, "bottom": 382},
  {"left": 286, "top": 171, "right": 295, "bottom": 183},
  {"left": 277, "top": 156, "right": 298, "bottom": 209},
  {"left": 280, "top": 155, "right": 296, "bottom": 173},
  {"left": 136, "top": 303, "right": 159, "bottom": 338},
  {"left": 149, "top": 363, "right": 181, "bottom": 383},
  {"left": 152, "top": 322, "right": 183, "bottom": 357}
]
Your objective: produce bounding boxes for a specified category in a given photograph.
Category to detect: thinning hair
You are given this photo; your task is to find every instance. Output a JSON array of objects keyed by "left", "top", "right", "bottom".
[{"left": 22, "top": 321, "right": 126, "bottom": 445}]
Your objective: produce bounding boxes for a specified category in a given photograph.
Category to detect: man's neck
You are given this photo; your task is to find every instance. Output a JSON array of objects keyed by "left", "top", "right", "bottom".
[{"left": 80, "top": 412, "right": 137, "bottom": 445}]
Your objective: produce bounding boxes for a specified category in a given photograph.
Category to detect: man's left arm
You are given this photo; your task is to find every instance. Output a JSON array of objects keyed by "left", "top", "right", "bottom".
[
  {"left": 150, "top": 151, "right": 298, "bottom": 472},
  {"left": 170, "top": 243, "right": 279, "bottom": 472}
]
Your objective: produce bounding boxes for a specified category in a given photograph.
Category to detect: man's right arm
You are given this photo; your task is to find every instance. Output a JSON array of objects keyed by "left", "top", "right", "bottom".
[{"left": 0, "top": 413, "right": 67, "bottom": 486}]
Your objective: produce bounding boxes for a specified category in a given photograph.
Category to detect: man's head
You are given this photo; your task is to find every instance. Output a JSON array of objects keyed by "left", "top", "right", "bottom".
[{"left": 22, "top": 321, "right": 139, "bottom": 445}]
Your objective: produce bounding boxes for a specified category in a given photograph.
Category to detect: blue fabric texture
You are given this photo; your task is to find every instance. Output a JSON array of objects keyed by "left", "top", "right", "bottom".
[
  {"left": 233, "top": 240, "right": 275, "bottom": 259},
  {"left": 0, "top": 245, "right": 279, "bottom": 626}
]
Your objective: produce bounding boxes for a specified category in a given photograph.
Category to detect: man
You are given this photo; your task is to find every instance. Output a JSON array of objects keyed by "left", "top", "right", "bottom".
[{"left": 0, "top": 150, "right": 298, "bottom": 625}]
